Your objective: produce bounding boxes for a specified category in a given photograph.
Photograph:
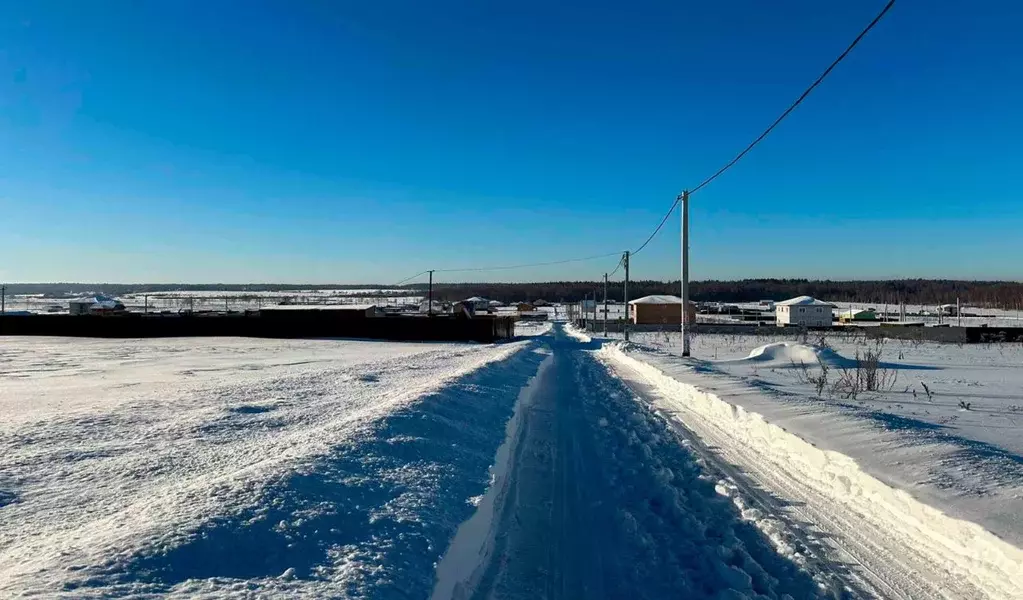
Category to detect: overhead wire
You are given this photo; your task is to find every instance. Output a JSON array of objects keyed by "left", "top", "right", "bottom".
[
  {"left": 393, "top": 270, "right": 430, "bottom": 287},
  {"left": 632, "top": 0, "right": 895, "bottom": 252},
  {"left": 394, "top": 1, "right": 895, "bottom": 282},
  {"left": 607, "top": 253, "right": 626, "bottom": 278},
  {"left": 433, "top": 251, "right": 624, "bottom": 274}
]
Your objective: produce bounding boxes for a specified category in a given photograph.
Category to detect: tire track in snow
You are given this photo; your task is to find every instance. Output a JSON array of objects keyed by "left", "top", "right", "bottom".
[{"left": 454, "top": 325, "right": 826, "bottom": 600}]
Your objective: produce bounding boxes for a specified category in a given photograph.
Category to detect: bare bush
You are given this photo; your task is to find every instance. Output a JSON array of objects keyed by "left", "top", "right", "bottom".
[{"left": 831, "top": 340, "right": 898, "bottom": 399}]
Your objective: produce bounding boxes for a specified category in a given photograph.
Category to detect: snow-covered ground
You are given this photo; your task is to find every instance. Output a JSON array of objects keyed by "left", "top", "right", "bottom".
[
  {"left": 598, "top": 330, "right": 1023, "bottom": 597},
  {"left": 0, "top": 335, "right": 545, "bottom": 597},
  {"left": 5, "top": 325, "right": 1023, "bottom": 598}
]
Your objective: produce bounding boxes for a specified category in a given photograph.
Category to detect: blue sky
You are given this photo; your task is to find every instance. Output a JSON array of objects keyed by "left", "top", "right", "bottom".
[{"left": 1, "top": 1, "right": 1022, "bottom": 284}]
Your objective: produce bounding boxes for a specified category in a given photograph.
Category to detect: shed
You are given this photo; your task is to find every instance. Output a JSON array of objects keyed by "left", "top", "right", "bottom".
[
  {"left": 463, "top": 296, "right": 491, "bottom": 311},
  {"left": 419, "top": 300, "right": 445, "bottom": 314},
  {"left": 69, "top": 295, "right": 125, "bottom": 315},
  {"left": 839, "top": 308, "right": 878, "bottom": 323},
  {"left": 775, "top": 296, "right": 833, "bottom": 327},
  {"left": 627, "top": 295, "right": 697, "bottom": 325}
]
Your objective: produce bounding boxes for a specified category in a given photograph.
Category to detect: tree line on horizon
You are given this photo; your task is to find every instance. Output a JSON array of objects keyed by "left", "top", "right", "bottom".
[{"left": 5, "top": 279, "right": 1022, "bottom": 309}]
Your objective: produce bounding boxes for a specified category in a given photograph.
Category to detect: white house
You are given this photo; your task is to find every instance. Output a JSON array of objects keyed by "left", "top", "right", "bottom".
[{"left": 775, "top": 296, "right": 833, "bottom": 327}]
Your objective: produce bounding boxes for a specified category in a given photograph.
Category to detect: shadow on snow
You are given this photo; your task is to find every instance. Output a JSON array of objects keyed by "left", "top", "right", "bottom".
[{"left": 108, "top": 340, "right": 549, "bottom": 598}]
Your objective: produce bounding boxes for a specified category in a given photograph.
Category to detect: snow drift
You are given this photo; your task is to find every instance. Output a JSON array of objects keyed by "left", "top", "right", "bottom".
[{"left": 605, "top": 342, "right": 1023, "bottom": 599}]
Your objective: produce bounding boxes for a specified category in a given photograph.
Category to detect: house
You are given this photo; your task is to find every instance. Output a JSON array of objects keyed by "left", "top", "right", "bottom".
[
  {"left": 532, "top": 299, "right": 549, "bottom": 307},
  {"left": 463, "top": 296, "right": 491, "bottom": 311},
  {"left": 627, "top": 295, "right": 697, "bottom": 325},
  {"left": 838, "top": 308, "right": 878, "bottom": 323},
  {"left": 488, "top": 300, "right": 505, "bottom": 308},
  {"left": 515, "top": 302, "right": 534, "bottom": 312},
  {"left": 69, "top": 295, "right": 125, "bottom": 315},
  {"left": 775, "top": 296, "right": 833, "bottom": 327},
  {"left": 937, "top": 304, "right": 959, "bottom": 316}
]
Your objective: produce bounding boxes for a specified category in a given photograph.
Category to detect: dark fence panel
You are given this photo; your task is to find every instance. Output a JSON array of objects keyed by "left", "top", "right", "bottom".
[{"left": 0, "top": 313, "right": 516, "bottom": 343}]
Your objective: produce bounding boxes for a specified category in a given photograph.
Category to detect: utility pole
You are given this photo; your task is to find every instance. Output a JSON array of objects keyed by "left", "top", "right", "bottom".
[
  {"left": 1, "top": 284, "right": 5, "bottom": 314},
  {"left": 957, "top": 296, "right": 961, "bottom": 327},
  {"left": 623, "top": 251, "right": 630, "bottom": 342},
  {"left": 144, "top": 295, "right": 149, "bottom": 314},
  {"left": 680, "top": 190, "right": 691, "bottom": 357},
  {"left": 603, "top": 273, "right": 609, "bottom": 337},
  {"left": 428, "top": 270, "right": 435, "bottom": 316}
]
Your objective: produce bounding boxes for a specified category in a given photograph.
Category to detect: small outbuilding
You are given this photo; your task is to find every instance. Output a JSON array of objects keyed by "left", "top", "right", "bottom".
[
  {"left": 838, "top": 308, "right": 878, "bottom": 323},
  {"left": 463, "top": 296, "right": 491, "bottom": 311},
  {"left": 628, "top": 295, "right": 697, "bottom": 325},
  {"left": 419, "top": 300, "right": 446, "bottom": 314},
  {"left": 515, "top": 302, "right": 535, "bottom": 312},
  {"left": 775, "top": 296, "right": 833, "bottom": 327},
  {"left": 69, "top": 295, "right": 125, "bottom": 315}
]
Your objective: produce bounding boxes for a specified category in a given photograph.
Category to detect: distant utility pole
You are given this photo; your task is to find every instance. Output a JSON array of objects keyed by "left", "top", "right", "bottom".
[
  {"left": 1, "top": 284, "right": 5, "bottom": 314},
  {"left": 680, "top": 190, "right": 691, "bottom": 357},
  {"left": 957, "top": 297, "right": 962, "bottom": 327},
  {"left": 623, "top": 251, "right": 631, "bottom": 342},
  {"left": 428, "top": 270, "right": 435, "bottom": 317},
  {"left": 144, "top": 295, "right": 149, "bottom": 314},
  {"left": 603, "top": 273, "right": 609, "bottom": 337}
]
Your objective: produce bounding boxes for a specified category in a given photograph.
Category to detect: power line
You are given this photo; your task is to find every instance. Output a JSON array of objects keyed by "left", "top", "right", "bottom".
[
  {"left": 691, "top": 0, "right": 894, "bottom": 194},
  {"left": 393, "top": 270, "right": 430, "bottom": 286},
  {"left": 395, "top": 1, "right": 895, "bottom": 282},
  {"left": 433, "top": 251, "right": 624, "bottom": 274},
  {"left": 608, "top": 253, "right": 626, "bottom": 278},
  {"left": 632, "top": 0, "right": 895, "bottom": 253},
  {"left": 633, "top": 193, "right": 682, "bottom": 255}
]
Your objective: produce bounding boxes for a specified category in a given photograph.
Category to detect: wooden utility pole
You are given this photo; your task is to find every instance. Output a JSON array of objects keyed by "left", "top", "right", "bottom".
[
  {"left": 603, "top": 273, "right": 608, "bottom": 337},
  {"left": 680, "top": 190, "right": 691, "bottom": 357},
  {"left": 1, "top": 284, "right": 5, "bottom": 314},
  {"left": 957, "top": 297, "right": 962, "bottom": 327},
  {"left": 428, "top": 270, "right": 435, "bottom": 316},
  {"left": 623, "top": 251, "right": 631, "bottom": 342},
  {"left": 144, "top": 295, "right": 149, "bottom": 314}
]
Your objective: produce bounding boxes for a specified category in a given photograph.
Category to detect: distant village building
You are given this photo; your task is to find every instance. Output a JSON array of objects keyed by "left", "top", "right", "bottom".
[
  {"left": 419, "top": 300, "right": 445, "bottom": 314},
  {"left": 515, "top": 302, "right": 535, "bottom": 312},
  {"left": 937, "top": 304, "right": 960, "bottom": 316},
  {"left": 532, "top": 299, "right": 550, "bottom": 307},
  {"left": 463, "top": 296, "right": 491, "bottom": 311},
  {"left": 69, "top": 295, "right": 125, "bottom": 315},
  {"left": 628, "top": 295, "right": 697, "bottom": 325},
  {"left": 775, "top": 296, "right": 833, "bottom": 327},
  {"left": 838, "top": 308, "right": 878, "bottom": 323}
]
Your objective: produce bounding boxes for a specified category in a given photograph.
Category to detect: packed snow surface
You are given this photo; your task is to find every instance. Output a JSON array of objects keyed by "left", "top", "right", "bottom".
[{"left": 0, "top": 336, "right": 542, "bottom": 597}]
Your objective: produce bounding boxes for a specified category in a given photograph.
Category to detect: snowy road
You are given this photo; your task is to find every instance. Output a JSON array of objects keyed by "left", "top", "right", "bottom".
[{"left": 456, "top": 326, "right": 826, "bottom": 600}]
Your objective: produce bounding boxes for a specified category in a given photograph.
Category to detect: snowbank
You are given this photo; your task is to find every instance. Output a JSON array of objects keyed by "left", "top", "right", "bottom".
[
  {"left": 0, "top": 337, "right": 547, "bottom": 598},
  {"left": 431, "top": 351, "right": 553, "bottom": 600},
  {"left": 604, "top": 343, "right": 1023, "bottom": 599}
]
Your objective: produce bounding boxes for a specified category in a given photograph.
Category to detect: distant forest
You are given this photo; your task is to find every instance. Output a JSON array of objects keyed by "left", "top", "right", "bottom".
[{"left": 5, "top": 280, "right": 1023, "bottom": 309}]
